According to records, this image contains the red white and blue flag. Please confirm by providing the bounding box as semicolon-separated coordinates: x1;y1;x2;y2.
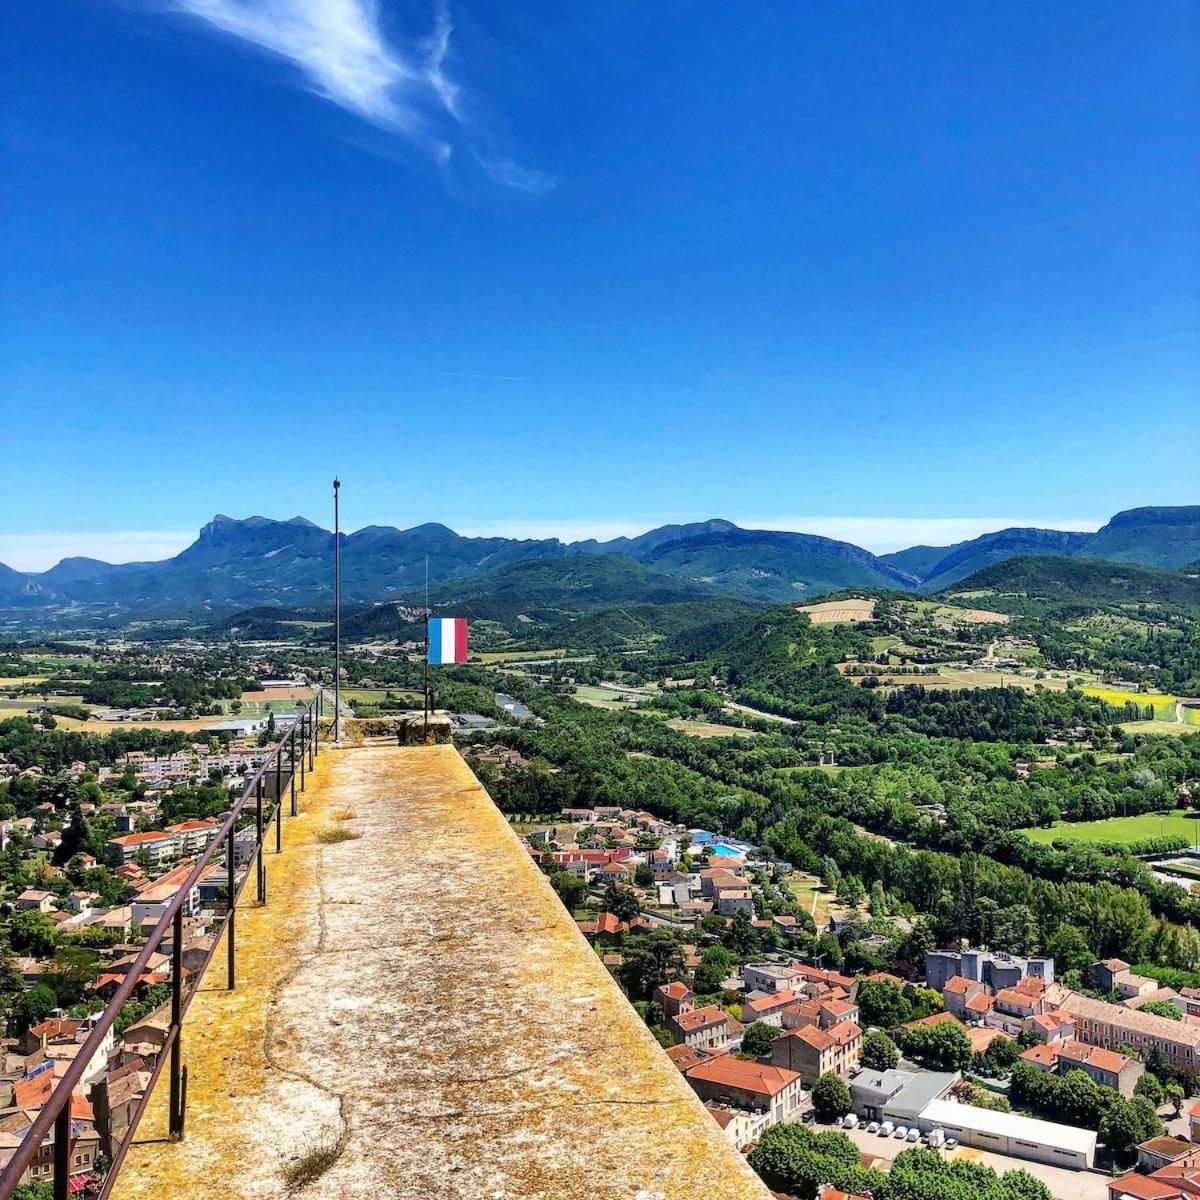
427;617;468;664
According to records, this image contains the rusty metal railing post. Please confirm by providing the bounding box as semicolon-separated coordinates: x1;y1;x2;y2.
53;1102;70;1200
256;777;266;904
299;717;307;791
309;710;316;770
227;830;236;990
275;742;283;854
168;906;184;1140
289;728;297;815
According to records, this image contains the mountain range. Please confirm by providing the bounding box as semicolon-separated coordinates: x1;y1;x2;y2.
1;504;1197;616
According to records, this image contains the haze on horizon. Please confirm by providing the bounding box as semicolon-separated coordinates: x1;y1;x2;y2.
2;2;1196;565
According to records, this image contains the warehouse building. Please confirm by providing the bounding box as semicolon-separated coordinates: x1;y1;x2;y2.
917;1099;1097;1170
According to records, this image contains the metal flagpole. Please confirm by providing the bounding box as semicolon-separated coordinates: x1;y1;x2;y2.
333;477;341;744
429;552;434;739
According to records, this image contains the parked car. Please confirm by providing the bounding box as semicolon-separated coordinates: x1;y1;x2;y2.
944;1138;958;1150
843;1114;859;1130
802;1110;816;1124
879;1122;894;1137
894;1126;909;1139
866;1121;880;1134
906;1128;920;1142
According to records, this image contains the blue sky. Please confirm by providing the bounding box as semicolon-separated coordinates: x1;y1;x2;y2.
2;1;1197;569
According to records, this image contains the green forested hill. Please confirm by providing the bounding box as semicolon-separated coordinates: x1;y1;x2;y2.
943;555;1200;615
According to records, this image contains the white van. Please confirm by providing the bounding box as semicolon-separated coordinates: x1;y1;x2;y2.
927;1129;945;1149
879;1121;894;1137
843;1114;859;1130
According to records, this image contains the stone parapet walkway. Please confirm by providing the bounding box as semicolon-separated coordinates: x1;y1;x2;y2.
114;744;770;1200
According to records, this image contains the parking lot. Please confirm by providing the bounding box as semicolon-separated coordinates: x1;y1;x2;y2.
833;1121;1113;1200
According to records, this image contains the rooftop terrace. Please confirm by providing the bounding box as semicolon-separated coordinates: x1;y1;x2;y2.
113;741;769;1200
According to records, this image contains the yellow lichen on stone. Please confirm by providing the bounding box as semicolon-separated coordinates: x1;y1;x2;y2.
112;745;771;1200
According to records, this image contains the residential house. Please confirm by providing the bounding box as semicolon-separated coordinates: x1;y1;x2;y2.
944;975;989;1021
670;1005;739;1053
705;1103;759;1151
654;981;694;1021
715;888;755;918
743;990;800;1029
684;1056;805;1129
14;890;55;914
770;1020;862;1085
1137;1138;1200;1174
1019;1039;1143;1096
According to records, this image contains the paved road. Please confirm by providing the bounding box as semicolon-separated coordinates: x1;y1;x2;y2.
838;1123;1109;1200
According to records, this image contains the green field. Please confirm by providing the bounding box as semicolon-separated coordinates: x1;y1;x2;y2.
1024;811;1200;847
1120;720;1200;737
573;685;640;710
666;718;757;739
344;688;422;709
220;697;309;717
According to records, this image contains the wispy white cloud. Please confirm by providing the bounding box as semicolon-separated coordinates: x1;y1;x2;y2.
164;0;551;191
0;532;197;573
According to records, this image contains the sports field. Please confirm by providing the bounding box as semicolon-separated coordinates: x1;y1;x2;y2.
1024;811;1200;847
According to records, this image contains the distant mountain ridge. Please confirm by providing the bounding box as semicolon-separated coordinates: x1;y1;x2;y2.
881;506;1200;590
2;504;1198;615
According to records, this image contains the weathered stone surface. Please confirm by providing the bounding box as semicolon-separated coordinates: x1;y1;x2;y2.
114;744;769;1200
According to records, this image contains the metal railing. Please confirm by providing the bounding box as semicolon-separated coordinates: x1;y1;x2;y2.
0;690;328;1200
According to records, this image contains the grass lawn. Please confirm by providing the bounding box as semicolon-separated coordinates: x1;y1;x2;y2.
787;874;830;925
1024;811;1200;847
666;718;756;739
222;697;309;717
573;685;634;710
479;648;567;663
1120;720;1200;737
343;688;422;706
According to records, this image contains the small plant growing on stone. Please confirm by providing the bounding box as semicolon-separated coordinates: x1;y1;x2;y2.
282;1138;342;1191
317;826;361;844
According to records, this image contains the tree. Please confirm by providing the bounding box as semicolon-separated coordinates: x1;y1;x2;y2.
811;1072;852;1121
10;983;56;1034
602;883;640;922
1166;1080;1185;1116
856;979;912;1030
1141;999;1183;1021
693;945;732;995
860;1030;900;1071
1134;1072;1164;1107
634;861;654;888
13;1184;54;1200
901;1020;973;1071
741;1021;777;1058
1100;1095;1163;1155
8;909;58;958
748;1123;884;1199
548;871;587;910
615;930;683;1000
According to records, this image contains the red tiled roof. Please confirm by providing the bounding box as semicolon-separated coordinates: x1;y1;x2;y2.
1020;1044;1058;1067
1102;1177;1179;1200
685;1056;800;1098
675;1005;729;1033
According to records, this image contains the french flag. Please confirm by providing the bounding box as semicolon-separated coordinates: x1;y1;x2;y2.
427;617;469;664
